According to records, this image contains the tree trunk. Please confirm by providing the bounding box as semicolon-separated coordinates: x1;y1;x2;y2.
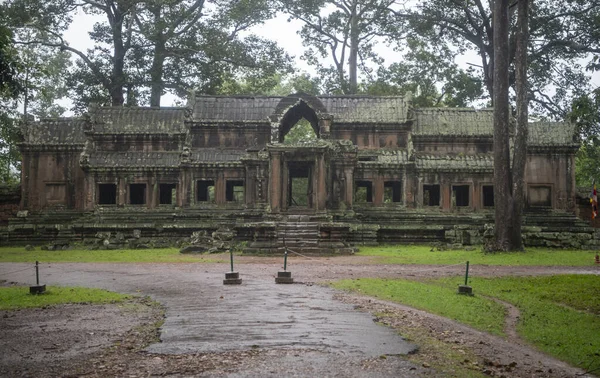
149;6;165;107
348;3;359;95
492;0;511;251
510;0;530;250
110;6;127;106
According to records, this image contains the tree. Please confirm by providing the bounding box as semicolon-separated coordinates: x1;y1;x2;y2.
279;0;401;94
409;0;600;118
571;88;600;187
491;0;530;252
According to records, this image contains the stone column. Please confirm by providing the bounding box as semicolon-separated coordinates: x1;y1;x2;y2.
316;154;327;210
319;117;331;139
344;167;354;209
245;165;255;206
373;176;384;205
216;172;225;204
269;151;282;212
118;176;127;206
150;176;158;209
441;178;451;211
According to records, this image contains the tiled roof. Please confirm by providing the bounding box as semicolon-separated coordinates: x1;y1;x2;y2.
190;94;409;123
90;107;187;134
88;152;181;168
416;154;494;171
24;118;87;145
527;122;577;145
189;149;246;162
413;108;494;136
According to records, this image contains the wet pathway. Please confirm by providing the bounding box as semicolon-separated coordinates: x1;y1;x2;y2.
1;262;416;357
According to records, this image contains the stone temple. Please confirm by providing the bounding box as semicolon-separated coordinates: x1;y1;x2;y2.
5;93;598;251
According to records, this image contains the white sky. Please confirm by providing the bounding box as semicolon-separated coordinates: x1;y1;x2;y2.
64;8;598;108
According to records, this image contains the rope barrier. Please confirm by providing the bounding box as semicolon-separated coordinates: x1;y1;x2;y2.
0;266;34;276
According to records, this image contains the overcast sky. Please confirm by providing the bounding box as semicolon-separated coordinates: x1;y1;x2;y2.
64;8;598;107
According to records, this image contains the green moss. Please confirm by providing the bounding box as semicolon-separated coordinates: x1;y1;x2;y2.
0;286;130;310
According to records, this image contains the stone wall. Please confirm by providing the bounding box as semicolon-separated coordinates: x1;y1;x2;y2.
0;184;20;225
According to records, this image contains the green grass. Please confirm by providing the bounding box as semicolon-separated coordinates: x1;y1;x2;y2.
332;278;506;336
434;275;600;372
357;245;598;266
0;247;225;263
0;286;130;310
334;275;600;373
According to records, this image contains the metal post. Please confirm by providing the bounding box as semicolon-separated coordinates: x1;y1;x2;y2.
230;250;234;272
464;260;470;286
35;260;40;286
284;250;288;271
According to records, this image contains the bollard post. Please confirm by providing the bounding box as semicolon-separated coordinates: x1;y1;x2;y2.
223;250;242;285
458;260;473;295
276;248;293;284
30;260;46;294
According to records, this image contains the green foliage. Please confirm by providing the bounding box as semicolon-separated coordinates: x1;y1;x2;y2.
332;278;506;336
356;245;598;266
436;275;600;372
0;247;225;263
283;119;317;144
0;24;23;99
0;286;130;310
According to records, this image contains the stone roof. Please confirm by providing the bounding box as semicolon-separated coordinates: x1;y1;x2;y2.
189;149;246;162
24;118;87;145
413;108;494;136
88;152;181;168
416;154;494;172
527;121;577;145
190;94;409;124
90;107;187;134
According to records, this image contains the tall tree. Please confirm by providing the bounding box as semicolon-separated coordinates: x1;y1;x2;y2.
409;0;600;117
279;0;401;94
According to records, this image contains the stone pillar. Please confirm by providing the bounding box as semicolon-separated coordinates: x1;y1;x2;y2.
150;177;158;209
442;178;451;211
319;117;332;139
118;177;127;206
245;166;255;206
373;176;384;205
344;167;354;209
316;154;327;210
269;151;282;213
216;173;226;204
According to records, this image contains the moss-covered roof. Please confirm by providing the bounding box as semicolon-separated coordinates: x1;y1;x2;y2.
23;118;87;145
90;107;187;134
527;121;578;145
88;151;181;168
413;108;494;136
416;154;494;172
190;94;409;124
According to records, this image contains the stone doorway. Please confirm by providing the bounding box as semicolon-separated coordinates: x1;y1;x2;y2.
287;162;313;210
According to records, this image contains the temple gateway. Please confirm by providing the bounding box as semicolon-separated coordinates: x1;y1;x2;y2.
7;93;598;251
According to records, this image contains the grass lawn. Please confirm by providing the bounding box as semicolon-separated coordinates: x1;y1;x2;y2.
0;286;130;310
333;275;600;372
0;247;225;263
357;245;598;266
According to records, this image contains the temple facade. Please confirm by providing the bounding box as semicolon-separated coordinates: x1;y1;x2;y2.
7;93;595;251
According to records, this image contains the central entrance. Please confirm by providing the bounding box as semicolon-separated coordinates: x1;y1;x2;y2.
288;161;313;209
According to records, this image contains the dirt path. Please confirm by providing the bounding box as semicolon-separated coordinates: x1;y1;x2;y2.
0;259;597;377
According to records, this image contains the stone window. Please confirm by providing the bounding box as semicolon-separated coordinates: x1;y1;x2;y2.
226;180;244;202
98;183;117;205
482;185;494;207
355;181;373;203
528;185;552;207
423;184;440;206
384;181;402;203
453;185;470;207
197;180;215;202
159;183;177;205
129;183;147;205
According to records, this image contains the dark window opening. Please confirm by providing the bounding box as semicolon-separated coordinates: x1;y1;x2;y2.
98;184;117;205
453;185;470;207
482;185;494;207
355;181;373;203
358;156;377;162
288;162;312;207
159;183;177;205
129;183;146;205
529;185;552;207
197;180;215;202
384;181;402;203
226;180;244;202
423;184;440;206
